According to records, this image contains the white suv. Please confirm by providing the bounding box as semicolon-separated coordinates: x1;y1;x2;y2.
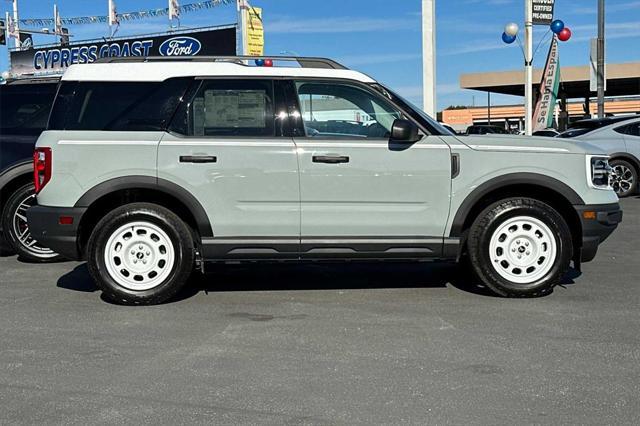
27;56;622;304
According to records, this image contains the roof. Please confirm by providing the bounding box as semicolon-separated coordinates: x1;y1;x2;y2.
569;115;640;129
460;62;640;98
61;57;376;83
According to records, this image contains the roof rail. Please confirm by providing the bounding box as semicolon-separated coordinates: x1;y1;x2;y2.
93;55;348;70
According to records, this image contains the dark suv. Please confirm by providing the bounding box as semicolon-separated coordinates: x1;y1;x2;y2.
0;77;62;261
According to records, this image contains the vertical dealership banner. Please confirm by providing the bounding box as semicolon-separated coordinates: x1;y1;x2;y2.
532;0;555;25
533;37;560;132
243;6;264;56
9;26;236;76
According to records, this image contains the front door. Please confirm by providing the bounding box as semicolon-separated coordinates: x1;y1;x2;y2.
290;80;452;258
158;79;300;259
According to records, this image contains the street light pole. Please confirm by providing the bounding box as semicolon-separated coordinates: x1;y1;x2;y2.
12;0;21;49
422;0;436;118
597;0;605;118
524;0;533;135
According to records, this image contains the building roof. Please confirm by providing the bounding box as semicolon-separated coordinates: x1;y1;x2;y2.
460;62;640;98
61;57;376;83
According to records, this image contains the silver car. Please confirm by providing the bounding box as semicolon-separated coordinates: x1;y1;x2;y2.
560;116;640;197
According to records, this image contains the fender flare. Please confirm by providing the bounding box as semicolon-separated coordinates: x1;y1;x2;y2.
449;172;585;237
75;175;213;237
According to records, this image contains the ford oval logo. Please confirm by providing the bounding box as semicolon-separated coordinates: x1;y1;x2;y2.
159;36;202;56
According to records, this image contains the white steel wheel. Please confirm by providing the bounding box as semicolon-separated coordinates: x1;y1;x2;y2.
488;215;558;285
104;221;176;291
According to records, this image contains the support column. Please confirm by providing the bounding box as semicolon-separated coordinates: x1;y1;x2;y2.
422;0;436;118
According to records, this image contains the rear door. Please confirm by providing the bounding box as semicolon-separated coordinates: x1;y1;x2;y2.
158;79;300;259
289;79;452;258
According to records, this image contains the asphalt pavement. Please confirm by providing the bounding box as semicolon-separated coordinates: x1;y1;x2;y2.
1;197;639;424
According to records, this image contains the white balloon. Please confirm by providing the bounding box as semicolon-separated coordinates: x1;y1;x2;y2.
505;23;519;37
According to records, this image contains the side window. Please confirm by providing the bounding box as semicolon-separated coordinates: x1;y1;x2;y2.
294;81;402;139
0;83;57;135
169;79;275;137
628;123;640;137
48;79;191;131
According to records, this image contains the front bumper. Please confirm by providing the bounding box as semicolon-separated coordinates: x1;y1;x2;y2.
27;205;86;260
575;202;623;263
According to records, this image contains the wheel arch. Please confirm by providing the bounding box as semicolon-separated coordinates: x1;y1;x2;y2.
450;173;584;254
75;176;213;253
609;152;640;174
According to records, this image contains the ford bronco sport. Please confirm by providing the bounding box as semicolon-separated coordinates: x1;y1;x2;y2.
27;56;622;304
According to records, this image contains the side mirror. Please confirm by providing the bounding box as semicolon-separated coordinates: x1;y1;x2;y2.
391;119;420;143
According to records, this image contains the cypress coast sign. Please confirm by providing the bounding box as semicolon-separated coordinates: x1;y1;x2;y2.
9;26;235;76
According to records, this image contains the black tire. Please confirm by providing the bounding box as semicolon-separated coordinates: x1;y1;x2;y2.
87;203;195;305
609;159;638;198
1;183;64;262
467;198;573;298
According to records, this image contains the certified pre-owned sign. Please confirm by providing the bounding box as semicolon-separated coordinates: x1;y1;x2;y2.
532;0;555;25
10;25;235;76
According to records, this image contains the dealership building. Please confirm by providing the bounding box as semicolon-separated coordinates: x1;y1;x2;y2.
442;62;640;132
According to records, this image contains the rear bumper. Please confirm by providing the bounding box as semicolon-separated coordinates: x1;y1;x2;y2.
575;202;623;263
27;205;86;260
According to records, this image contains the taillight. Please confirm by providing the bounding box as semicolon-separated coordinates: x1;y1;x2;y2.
33;147;52;194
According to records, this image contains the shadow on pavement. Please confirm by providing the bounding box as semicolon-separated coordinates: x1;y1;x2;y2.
56;261;581;304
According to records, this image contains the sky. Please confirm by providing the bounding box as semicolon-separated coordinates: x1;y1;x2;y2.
1;0;639;111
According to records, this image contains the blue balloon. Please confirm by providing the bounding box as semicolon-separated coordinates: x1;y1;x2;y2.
502;32;516;44
254;59;265;66
550;20;565;34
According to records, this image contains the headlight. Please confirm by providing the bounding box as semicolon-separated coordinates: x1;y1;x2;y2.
587;155;612;190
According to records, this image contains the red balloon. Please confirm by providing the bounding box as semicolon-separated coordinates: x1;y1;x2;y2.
264;59;274;67
558;27;572;42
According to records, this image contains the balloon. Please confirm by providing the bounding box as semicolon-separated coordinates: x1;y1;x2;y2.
264;59;274;67
502;32;517;44
504;22;519;37
558;27;572;42
550;19;565;34
254;59;265;66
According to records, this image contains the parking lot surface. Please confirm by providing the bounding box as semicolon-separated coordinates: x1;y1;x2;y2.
1;198;639;424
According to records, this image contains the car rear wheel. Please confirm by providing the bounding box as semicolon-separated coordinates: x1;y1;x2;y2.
609;159;637;198
1;183;63;262
87;203;195;305
467;198;573;297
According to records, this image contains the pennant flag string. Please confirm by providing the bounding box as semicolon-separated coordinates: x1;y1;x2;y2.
18;0;233;27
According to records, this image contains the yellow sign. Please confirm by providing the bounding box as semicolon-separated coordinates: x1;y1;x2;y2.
244;6;264;56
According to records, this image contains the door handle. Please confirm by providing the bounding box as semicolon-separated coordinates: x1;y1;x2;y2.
179;155;217;164
312;155;350;164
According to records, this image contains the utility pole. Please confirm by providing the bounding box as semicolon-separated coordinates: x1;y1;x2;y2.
597;0;605;118
524;0;533;135
237;0;248;56
422;0;436;117
12;0;20;49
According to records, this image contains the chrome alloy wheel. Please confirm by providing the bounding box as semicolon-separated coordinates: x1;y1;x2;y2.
610;164;634;195
104;221;175;291
488;216;558;284
11;193;58;259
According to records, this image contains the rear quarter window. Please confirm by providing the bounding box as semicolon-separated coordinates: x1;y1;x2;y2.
48;78;191;131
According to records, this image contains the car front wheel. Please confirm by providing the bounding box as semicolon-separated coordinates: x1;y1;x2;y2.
1;183;63;262
609;159;637;198
467;198;573;297
87;203;195;305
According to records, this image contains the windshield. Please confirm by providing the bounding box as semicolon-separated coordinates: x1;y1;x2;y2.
557;128;593;138
371;84;453;136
